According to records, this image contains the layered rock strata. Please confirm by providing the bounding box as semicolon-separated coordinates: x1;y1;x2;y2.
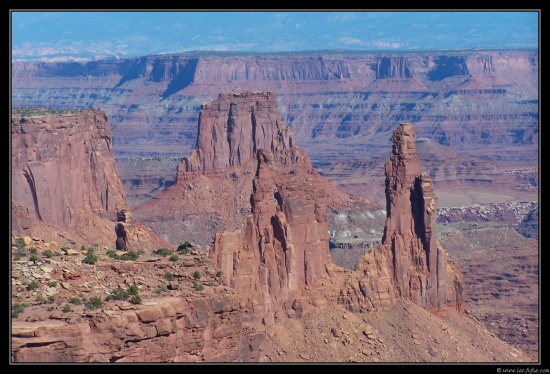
177;90;309;183
11;110;174;251
339;124;465;312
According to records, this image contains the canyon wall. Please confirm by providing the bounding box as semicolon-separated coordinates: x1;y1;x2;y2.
11;50;538;166
11;109;174;251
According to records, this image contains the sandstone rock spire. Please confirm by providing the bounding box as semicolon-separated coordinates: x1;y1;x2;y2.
339;123;464;313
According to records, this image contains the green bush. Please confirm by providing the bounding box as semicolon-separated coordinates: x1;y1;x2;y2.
164;272;175;281
47;306;54;311
130;295;142;305
70;297;81;305
14;255;22;261
106;249;121;259
154;284;166;294
29;254;39;263
193;282;204;291
128;284;139;296
80;245;87;252
63;304;72;313
193;271;201;280
54;251;62;256
154;248;172;257
169;254;179;262
60;247;70;254
107;286;129;301
28;280;39;291
207;281;215;287
12;303;28;318
85;296;103;310
82;248;98;265
121;251;139;261
48;295;55;303
177;241;192;254
37;296;47;304
47;281;57;287
15;237;26;249
43;249;53;258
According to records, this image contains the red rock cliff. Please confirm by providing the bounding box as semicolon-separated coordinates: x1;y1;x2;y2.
11;110;127;227
339;124;464;313
209;148;333;322
177;90;308;182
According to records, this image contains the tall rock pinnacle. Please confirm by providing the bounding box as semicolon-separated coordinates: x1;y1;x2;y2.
339;123;464;313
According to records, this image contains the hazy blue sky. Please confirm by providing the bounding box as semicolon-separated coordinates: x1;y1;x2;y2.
11;10;539;61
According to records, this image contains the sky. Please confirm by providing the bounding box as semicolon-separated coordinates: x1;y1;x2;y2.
10;10;540;62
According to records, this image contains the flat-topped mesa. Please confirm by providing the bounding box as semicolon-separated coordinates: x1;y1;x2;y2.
209;149;332;323
176;90;310;183
339;123;464;313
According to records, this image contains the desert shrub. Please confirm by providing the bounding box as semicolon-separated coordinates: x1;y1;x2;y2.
106;249;121;259
80;245;87;252
43;249;53;258
48;295;55;303
54;251;62;256
15;237;26;248
29;254;39;263
47;281;57;287
63;304;72;313
85;296;103;310
37;296;47;304
28;280;39;291
164;272;175;281
12;303;28;318
14;255;22;261
138;250;145;255
207;281;214;287
82;248;98;265
60;246;70;254
169;254;179;262
128;284;139;296
153;248;172;257
106;286;129;301
47;306;54;311
177;241;192;254
193;282;204;291
70;297;81;305
193;271;201;280
28;247;38;254
154;284;166;294
121;251;139;261
130;295;142;305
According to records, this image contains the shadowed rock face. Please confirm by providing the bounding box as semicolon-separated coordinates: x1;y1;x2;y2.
339;124;465;313
209;149;332;322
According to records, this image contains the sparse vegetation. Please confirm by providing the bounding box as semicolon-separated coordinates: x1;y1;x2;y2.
128;284;139;296
82;248;98;265
47;281;57;287
12;107;80;117
43;249;53;258
169;254;179;262
12;303;28;318
28;281;39;291
193;282;204;291
61;246;70;254
29;247;38;255
153;248;172;257
193;271;201;280
29;254;39;263
130;295;142;304
70;297;81;305
63;304;72;313
207;281;215;287
37;296;47;304
48;295;56;303
15;237;26;249
85;296;103;310
121;251;140;261
164;272;175;281
154;284;166;294
107;286;129;301
177;241;192;254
